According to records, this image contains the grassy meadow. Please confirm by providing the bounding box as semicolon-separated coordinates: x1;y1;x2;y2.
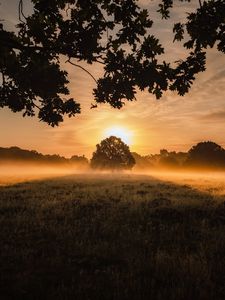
1;171;225;299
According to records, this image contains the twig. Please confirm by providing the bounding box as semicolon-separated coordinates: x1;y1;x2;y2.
65;58;97;84
18;0;23;23
18;0;26;24
95;58;105;65
90;103;98;109
33;102;41;110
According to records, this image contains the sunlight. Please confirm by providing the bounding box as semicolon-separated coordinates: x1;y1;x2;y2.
103;126;133;145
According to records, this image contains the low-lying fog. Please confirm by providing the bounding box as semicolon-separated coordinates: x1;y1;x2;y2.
1;162;225;196
0;163;77;185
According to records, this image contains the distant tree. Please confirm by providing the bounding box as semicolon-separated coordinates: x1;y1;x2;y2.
0;146;68;164
185;141;225;169
0;0;225;125
174;151;188;166
70;155;89;167
148;149;187;168
131;152;153;170
159;155;179;168
91;136;135;170
160;149;169;157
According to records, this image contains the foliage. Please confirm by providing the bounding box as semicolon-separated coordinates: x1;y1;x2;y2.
158;155;179;168
0;146;89;166
185;141;225;168
132;149;187;169
70;154;89;166
133;141;225;170
2;140;225;170
0;0;224;125
91;136;135;170
131;152;153;169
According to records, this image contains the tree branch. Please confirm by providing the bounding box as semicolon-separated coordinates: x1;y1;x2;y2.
65;59;97;84
33;102;41;110
1;34;106;65
95;58;105;65
18;0;26;24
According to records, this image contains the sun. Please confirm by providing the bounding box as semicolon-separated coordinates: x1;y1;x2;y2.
103;126;133;145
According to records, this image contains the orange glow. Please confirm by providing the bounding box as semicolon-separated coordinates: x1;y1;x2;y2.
102;126;133;145
0;2;225;158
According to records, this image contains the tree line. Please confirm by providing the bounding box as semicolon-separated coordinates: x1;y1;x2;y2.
132;142;225;171
91;137;225;171
1;139;225;171
0;146;89;168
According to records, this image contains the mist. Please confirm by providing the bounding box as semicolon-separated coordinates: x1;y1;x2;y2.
0;162;87;185
1;162;225;197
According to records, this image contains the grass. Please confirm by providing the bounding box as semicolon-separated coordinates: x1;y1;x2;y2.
1;173;225;299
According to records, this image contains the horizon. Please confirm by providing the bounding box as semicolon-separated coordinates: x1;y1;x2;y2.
1;139;225;161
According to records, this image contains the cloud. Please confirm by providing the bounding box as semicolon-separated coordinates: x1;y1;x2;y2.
200;110;225;123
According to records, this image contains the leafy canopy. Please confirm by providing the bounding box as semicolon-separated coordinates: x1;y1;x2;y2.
186;141;225;167
91;136;135;170
0;0;224;125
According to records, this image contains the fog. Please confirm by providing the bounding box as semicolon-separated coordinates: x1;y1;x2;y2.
140;170;225;195
1;162;225;196
0;162;85;185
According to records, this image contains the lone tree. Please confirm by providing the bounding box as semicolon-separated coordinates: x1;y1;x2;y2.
91;136;135;170
185;141;225;168
0;0;225;125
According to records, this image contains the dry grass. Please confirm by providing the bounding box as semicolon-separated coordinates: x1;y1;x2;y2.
1;173;225;299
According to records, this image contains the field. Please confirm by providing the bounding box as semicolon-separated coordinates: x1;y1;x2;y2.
1;171;225;300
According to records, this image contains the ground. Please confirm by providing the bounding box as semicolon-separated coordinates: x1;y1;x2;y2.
1;171;225;300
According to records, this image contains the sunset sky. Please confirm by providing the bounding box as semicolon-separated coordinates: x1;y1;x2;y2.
1;0;225;159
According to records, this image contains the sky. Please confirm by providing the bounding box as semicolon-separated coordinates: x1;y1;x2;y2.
0;0;225;158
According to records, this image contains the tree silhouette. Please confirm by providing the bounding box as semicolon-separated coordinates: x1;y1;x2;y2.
131;152;153;170
185;141;225;168
70;155;89;167
0;0;224;125
91;136;135;170
0;146;89;166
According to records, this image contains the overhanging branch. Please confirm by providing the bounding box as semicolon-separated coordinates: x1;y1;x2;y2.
65;58;97;84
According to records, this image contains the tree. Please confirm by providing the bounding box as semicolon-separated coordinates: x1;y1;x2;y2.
160;149;169;157
1;0;224;126
70;155;89;167
185;141;225;169
158;155;179;168
91;136;135;170
131;152;153;170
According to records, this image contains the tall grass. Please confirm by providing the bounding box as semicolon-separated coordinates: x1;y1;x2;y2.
0;174;225;299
